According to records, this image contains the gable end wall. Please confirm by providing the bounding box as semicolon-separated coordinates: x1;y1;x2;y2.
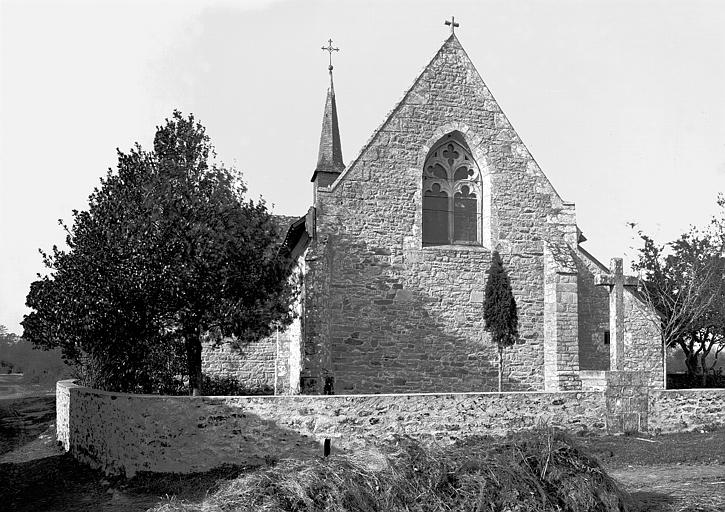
304;37;582;393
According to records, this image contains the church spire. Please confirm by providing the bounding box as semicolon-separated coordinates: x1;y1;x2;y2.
311;39;344;185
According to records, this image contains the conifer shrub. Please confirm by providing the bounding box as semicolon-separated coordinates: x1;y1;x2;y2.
483;250;519;391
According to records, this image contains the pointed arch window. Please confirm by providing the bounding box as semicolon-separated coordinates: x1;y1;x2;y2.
422;133;481;245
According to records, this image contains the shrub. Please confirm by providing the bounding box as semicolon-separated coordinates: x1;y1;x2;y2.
200;374;274;396
667;370;725;389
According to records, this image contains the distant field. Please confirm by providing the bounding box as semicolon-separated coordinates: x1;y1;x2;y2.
0;374;55;399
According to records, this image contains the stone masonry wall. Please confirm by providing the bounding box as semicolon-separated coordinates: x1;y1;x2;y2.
623;290;664;389
543;244;581;391
605;371;650;433
576;249;610;370
201;319;303;395
306;36;579;393
201;335;276;392
649;389;725;433
56;380;605;477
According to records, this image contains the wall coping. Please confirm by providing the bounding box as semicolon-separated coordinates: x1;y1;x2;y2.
62;379;725;400
56;380;596;400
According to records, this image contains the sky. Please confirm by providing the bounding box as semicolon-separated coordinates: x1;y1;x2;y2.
1;0;723;334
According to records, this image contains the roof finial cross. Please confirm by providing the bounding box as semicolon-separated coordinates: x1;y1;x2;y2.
444;16;459;35
321;38;339;72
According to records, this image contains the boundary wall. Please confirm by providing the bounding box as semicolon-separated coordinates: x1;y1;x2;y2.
56;380;725;477
649;389;725;433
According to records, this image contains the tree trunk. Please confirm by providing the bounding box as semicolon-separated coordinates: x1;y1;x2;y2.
185;325;203;396
701;351;709;387
498;345;503;393
684;352;699;379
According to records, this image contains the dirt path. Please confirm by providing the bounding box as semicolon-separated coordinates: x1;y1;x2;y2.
609;464;725;511
1;424;169;511
0;395;56;455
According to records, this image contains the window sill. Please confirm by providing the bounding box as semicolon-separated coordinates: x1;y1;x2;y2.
421;243;490;253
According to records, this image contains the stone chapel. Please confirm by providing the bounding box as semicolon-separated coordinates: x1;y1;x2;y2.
202;31;665;395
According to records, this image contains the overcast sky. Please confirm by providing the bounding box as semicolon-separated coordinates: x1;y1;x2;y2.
1;0;723;334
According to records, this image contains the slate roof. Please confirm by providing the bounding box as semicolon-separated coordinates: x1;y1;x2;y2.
311;73;345;182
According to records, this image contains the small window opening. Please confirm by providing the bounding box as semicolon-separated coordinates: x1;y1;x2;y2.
323;376;335;395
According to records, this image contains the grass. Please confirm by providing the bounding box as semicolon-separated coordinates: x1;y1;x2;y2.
577;428;725;467
150;429;633;512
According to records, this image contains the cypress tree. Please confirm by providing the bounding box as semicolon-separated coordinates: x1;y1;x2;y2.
483;250;519;391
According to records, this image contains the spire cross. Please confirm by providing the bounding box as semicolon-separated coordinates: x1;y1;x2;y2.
444;16;459;34
321;38;339;71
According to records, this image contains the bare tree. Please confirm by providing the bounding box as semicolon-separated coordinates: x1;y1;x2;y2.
633;199;725;386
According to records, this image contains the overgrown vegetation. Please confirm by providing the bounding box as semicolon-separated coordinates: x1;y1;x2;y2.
633;194;725;387
152;429;631;512
200;374;273;396
21;112;296;395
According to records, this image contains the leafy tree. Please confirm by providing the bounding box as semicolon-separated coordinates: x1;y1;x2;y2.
483;250;519;392
22;111;296;395
633;195;725;386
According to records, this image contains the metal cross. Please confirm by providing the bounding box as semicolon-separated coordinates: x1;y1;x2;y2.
321;38;339;71
445;16;459;34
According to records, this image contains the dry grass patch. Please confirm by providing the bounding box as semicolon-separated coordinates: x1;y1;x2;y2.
153;429;633;512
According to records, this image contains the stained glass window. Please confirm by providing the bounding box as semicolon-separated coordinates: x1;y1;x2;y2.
423;184;449;244
422;133;480;245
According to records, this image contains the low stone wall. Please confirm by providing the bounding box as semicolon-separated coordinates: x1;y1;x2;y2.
56;380;605;477
57;380;725;478
649;388;725;433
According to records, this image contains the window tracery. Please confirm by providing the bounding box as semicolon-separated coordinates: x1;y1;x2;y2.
422;133;481;245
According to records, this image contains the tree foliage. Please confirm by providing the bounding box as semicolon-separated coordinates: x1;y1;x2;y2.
22;111;296;394
483;250;519;391
632;195;725;385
